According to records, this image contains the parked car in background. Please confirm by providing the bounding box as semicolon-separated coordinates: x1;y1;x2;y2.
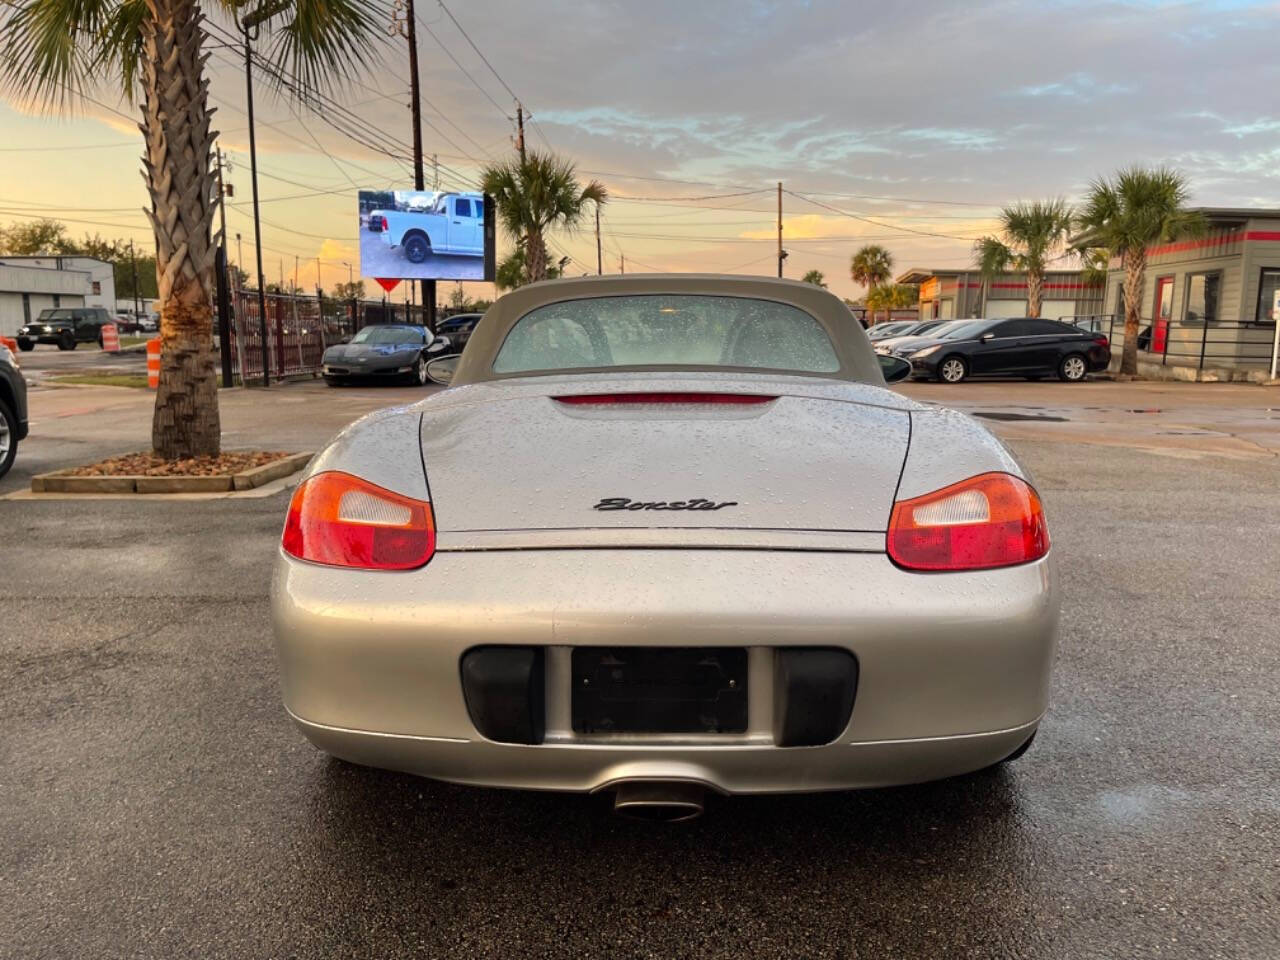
435;312;483;351
372;192;485;263
113;311;147;333
896;317;1112;383
866;321;917;341
321;323;452;386
15;307;112;350
874;319;968;356
0;338;28;478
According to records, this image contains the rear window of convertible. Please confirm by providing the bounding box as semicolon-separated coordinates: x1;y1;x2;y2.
491;295;840;375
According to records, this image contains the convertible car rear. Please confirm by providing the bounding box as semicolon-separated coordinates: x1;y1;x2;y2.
272;275;1057;814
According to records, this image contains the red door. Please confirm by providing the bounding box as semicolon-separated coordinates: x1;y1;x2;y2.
1152;277;1174;353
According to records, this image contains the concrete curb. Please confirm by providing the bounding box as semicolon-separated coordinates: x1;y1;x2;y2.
30;451;313;495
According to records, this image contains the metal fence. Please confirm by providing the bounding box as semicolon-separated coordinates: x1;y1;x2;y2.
1064;314;1277;372
227;290;435;384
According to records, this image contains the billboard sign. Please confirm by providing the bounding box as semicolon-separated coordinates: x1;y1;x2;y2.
359;189;495;282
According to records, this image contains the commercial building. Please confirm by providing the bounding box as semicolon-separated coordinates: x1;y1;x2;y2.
1099;208;1280;376
1;255;116;311
896;268;1103;322
0;260;90;336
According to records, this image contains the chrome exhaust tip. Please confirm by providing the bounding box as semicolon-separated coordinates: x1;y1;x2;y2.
612;781;706;822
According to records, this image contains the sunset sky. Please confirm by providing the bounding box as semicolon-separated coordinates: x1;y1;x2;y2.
2;0;1278;302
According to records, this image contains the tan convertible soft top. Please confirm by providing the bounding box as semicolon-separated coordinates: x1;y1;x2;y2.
449;273;885;386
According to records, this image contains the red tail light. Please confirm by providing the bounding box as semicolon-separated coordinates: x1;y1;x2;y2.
282;471;435;570
555;393;776;405
1094;335;1109;347
887;472;1049;572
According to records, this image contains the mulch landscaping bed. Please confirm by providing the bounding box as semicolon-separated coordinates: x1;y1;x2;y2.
32;451;313;494
65;451;289;477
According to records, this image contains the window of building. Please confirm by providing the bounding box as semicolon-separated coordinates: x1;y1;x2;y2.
1256;268;1280;325
1184;272;1220;324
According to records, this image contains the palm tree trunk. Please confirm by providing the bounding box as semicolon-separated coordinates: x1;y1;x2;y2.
1026;270;1043;318
526;229;547;283
141;0;221;459
1120;249;1145;377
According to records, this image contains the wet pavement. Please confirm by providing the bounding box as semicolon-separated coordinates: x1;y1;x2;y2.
2;433;1278;958
903;380;1280;461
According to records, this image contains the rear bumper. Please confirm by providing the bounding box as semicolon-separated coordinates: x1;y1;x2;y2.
272;548;1058;793
288;708;1041;794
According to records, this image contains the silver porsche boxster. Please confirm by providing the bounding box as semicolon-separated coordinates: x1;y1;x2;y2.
272;275;1057;819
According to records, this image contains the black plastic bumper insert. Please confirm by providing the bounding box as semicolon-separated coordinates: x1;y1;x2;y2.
773;648;858;747
460;646;545;744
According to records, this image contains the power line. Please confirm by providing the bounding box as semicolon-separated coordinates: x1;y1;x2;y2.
784;189;982;242
435;0;520;103
612;189;771;203
0;207;155;240
0;141;138;153
416;15;511;122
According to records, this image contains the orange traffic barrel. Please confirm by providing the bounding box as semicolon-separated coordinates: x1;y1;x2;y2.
147;338;161;389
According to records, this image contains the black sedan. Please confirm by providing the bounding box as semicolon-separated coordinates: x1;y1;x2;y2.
321;324;450;387
891;317;1111;383
436;312;483;351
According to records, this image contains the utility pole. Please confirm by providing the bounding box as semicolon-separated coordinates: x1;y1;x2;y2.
777;182;784;279
432;153;439;191
214;147;234;387
397;0;435;332
595;204;603;276
235;9;272;387
516;102;527;163
316;256;321;289
129;240;141;318
619;254;625;275
236;234;242;275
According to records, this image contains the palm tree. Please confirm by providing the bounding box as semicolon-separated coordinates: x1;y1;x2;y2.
495;239;562;291
850;245;894;322
865;283;918;319
0;0;381;459
481;151;606;284
972;200;1074;319
800;269;826;288
1074;167;1207;376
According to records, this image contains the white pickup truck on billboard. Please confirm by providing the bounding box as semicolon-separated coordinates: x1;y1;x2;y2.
370;192;485;262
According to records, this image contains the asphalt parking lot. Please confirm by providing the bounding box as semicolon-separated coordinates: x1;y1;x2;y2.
3;382;1279;958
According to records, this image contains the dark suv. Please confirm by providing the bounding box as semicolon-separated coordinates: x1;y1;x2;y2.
16;306;112;351
0;341;29;478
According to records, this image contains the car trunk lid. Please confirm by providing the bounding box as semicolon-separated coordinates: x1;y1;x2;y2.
419;378;909;537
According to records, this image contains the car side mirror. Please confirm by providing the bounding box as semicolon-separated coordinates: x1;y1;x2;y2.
425;354;461;385
980;332;995;342
878;354;912;383
427;335;452;354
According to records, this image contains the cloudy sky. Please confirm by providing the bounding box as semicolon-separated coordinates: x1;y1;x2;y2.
2;0;1279;300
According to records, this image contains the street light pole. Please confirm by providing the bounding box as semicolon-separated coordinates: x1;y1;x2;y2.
237;19;271;387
